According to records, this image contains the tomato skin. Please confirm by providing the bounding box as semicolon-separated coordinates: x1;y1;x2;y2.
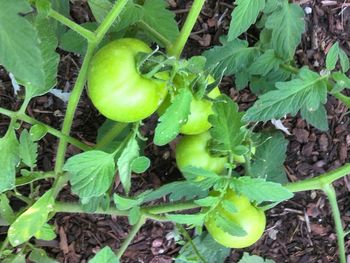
88;38;168;123
158;75;221;135
175;131;227;174
205;190;266;248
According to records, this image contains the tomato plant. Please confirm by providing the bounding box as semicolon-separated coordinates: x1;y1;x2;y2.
205;190;266;248
1;0;350;262
175;131;227;174
88;38;168;123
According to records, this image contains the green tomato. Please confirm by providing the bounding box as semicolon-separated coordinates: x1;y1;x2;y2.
158;75;221;135
88;38;168;123
205;190;266;248
175;131;227;174
233;146;256;164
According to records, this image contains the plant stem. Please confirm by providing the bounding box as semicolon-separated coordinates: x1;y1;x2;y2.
333;92;350;108
0;107;91;151
116;216;146;259
144;201;200;214
54;201;129;216
322;184;346;263
167;0;205;58
48;9;96;42
54;44;96;175
94;0;129;43
284;163;350;192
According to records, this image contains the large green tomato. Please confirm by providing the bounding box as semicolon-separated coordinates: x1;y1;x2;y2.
205;190;266;248
88;38;168;123
175;131;227;174
158;75;221;135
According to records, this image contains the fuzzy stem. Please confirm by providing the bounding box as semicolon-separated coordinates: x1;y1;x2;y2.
48;9;96;42
116;216;146;259
167;0;205;58
322;184;346;263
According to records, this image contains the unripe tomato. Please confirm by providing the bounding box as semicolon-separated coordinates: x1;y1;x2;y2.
175;131;227;174
88;38;168;123
233;146;256;164
158;75;221;135
205;190;266;248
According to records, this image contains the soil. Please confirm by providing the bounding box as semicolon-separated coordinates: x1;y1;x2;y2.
1;0;350;262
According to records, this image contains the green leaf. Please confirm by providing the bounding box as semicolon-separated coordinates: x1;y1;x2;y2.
331;72;350;93
0;129;20;193
181;166;221;190
8;190;55;246
214;212;247;237
0;195;15;224
88;0;143;32
339;48;350;72
96;120;131;153
0;0;45;88
141;0;179;43
131;156;150;173
19;129;38;169
89;246;119;263
221;200;238;214
300;105;329;131
231;177;293;204
59;22;98;56
34;223;56;241
64;151;116;198
244;68;328;122
239;252;275;263
128;207;141;225
26;15;59;98
227;0;265;41
251;133;288;184
113;194;144;210
29;248;58;263
204;39;259;77
142;181;207;203
88;0;112;23
2;253;26;263
167;213;206;226
326;42;340;71
194;196;219;207
117;137;140;193
30;124;48;141
154;88;192;146
249;49;283;76
176;231;230;263
80;195;110;213
265;2;305;59
209;95;245;154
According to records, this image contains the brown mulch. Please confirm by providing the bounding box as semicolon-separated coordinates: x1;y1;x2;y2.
1;0;350;262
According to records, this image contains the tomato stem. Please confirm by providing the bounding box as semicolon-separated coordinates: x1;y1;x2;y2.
284;163;350;192
322;184;346;263
94;0;129;44
115;215;146;259
48;9;96;42
167;0;206;58
0;107;92;151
